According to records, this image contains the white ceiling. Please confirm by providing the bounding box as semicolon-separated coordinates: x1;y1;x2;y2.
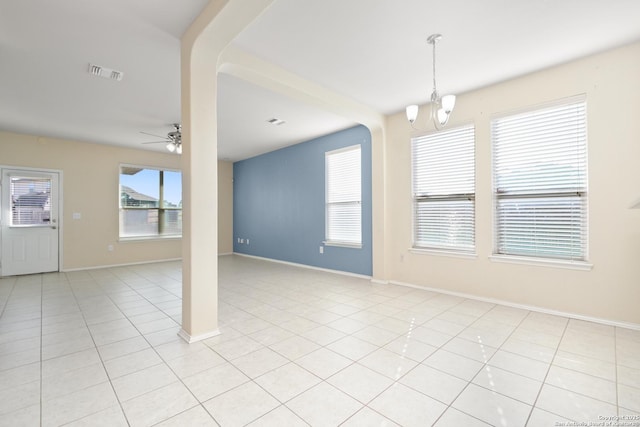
1;0;640;161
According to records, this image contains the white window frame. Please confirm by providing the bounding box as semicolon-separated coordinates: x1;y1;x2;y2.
119;164;182;240
490;96;590;269
411;124;476;254
325;144;362;248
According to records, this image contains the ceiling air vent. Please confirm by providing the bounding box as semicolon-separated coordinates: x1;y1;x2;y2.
110;70;123;81
267;118;286;126
89;64;102;77
88;63;124;81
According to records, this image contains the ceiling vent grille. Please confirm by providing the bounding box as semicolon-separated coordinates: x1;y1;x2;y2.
88;63;124;81
267;118;286;126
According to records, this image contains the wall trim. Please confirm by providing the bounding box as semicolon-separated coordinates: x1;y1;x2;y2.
61;257;182;272
233;252;372;280
178;328;221;344
389;279;640;331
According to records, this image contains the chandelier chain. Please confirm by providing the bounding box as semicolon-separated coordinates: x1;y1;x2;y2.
432;37;437;100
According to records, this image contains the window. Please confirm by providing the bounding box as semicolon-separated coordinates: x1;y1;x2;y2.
119;166;182;238
411;125;475;252
9;176;52;226
325;145;361;246
492;98;587;261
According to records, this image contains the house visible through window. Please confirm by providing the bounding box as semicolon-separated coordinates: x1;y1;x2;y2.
9;176;52;226
325;145;361;247
492;97;587;261
411;125;475;252
119;165;182;238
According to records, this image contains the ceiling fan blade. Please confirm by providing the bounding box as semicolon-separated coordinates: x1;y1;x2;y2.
140;131;167;139
142;140;169;144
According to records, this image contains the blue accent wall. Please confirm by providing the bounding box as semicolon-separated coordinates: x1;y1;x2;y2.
233;125;372;276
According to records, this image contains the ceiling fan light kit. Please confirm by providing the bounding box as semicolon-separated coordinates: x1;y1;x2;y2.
141;123;182;154
406;33;456;130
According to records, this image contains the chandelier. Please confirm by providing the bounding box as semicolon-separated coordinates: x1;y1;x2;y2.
406;34;456;129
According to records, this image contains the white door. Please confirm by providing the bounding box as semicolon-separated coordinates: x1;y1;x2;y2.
1;169;59;276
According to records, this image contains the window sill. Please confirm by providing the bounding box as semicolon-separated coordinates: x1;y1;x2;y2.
119;235;182;243
489;254;593;271
409;247;477;260
324;241;362;249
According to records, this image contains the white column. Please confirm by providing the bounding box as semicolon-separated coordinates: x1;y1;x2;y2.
178;0;275;343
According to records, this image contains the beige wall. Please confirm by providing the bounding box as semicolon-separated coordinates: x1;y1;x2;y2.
218;160;233;254
0;131;236;270
383;41;640;325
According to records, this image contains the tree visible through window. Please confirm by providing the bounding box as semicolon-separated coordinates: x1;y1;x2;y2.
119;166;182;238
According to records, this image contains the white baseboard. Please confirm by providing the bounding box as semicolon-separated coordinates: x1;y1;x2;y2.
178;328;221;344
61;258;182;272
233;252;372;280
389;279;640;331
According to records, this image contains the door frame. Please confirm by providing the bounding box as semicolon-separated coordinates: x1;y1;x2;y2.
0;165;64;276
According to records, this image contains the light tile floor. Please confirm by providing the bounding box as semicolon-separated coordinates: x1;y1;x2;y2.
1;255;639;426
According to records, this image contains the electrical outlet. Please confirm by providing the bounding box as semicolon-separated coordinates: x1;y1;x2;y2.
107;245;114;252
240;238;244;244
246;239;250;245
319;246;324;254
237;238;241;243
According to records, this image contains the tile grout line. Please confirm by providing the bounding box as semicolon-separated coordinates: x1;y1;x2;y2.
200;275;406;425
40;274;43;427
250;284;499;425
427;302;532;426
525;315;571;425
87;265;246;426
0;275;18;320
88;268;200;425
85;266;289;425
10;259;638;426
203;311;342;424
328;293;480;425
263;281;424;423
371;297;471;426
63;271;133;426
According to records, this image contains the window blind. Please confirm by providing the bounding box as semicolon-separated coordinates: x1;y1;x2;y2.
412;125;475;251
10;176;52;226
492;99;587;261
326;145;361;245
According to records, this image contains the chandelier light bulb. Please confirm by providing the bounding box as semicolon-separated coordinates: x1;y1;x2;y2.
441;94;456;113
166;142;176;152
437;108;449;126
406;105;419;123
176;144;182;155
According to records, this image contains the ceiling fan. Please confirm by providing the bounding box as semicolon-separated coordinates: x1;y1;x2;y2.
141;123;182;154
